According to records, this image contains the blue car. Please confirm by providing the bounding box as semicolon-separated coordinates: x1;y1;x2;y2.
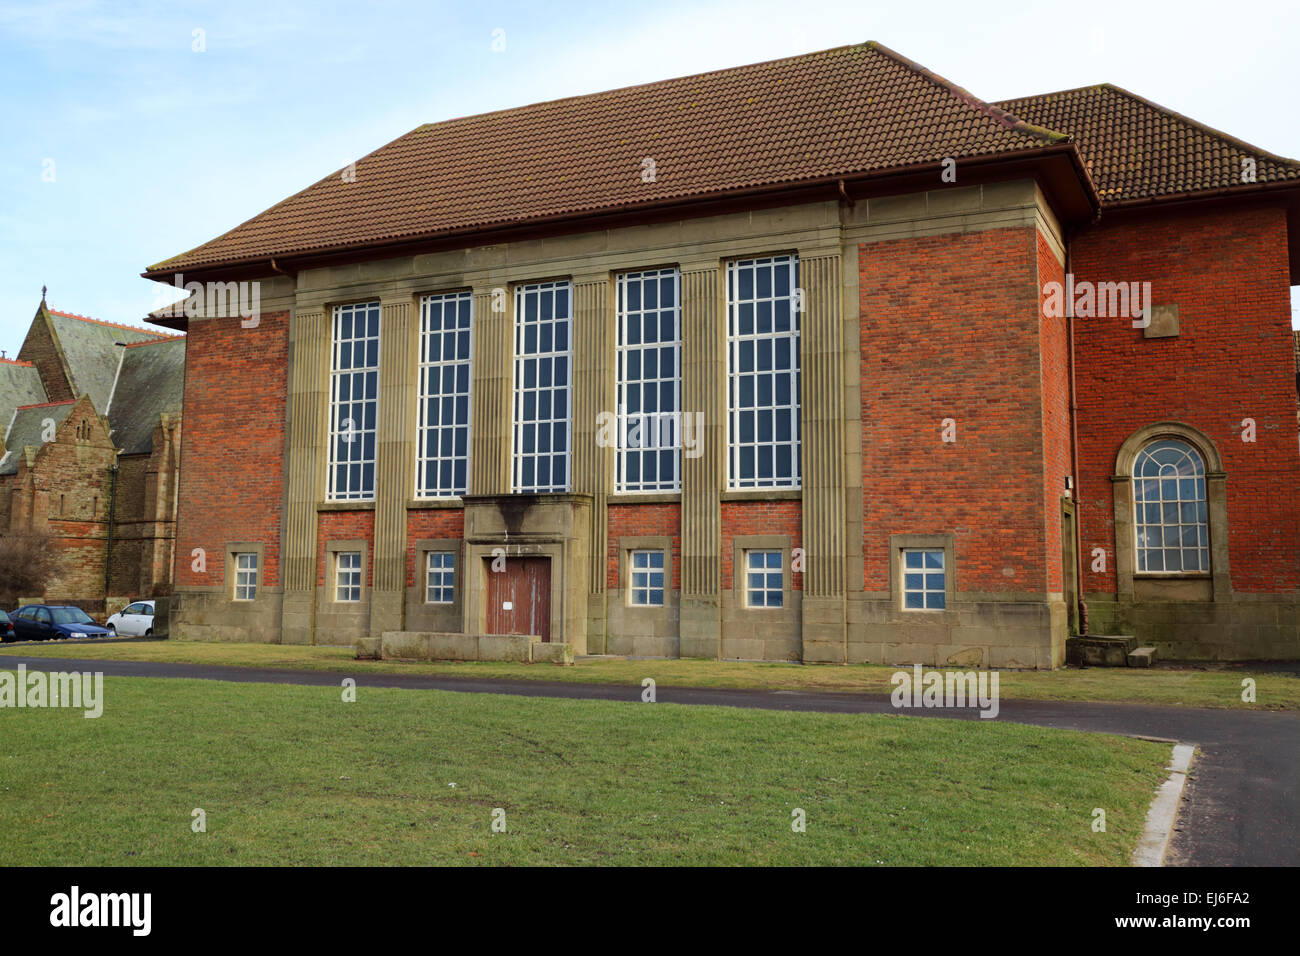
9;605;112;642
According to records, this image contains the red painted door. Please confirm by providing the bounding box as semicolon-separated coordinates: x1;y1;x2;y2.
485;556;552;642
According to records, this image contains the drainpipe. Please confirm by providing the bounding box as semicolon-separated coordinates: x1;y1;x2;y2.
105;458;119;600
1064;229;1088;636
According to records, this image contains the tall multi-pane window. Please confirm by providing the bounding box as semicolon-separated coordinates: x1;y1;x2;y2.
617;268;681;492
513;280;572;493
417;291;473;498
233;553;258;602
1134;439;1209;573
335;551;362;603
727;255;800;489
329;301;380;500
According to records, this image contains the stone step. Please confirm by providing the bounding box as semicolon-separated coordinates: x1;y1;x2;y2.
530;641;574;665
367;631;573;664
377;631;537;662
1066;634;1139;667
1127;646;1158;668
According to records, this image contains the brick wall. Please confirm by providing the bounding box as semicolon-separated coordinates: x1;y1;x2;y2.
405;508;465;586
173;311;288;590
720;500;801;590
1038;229;1072;592
106;455;148;595
607;502;681;589
316;511;375;587
1071;203;1300;593
859;226;1052;594
7;399;117;601
46;520;109;600
16;315;72;403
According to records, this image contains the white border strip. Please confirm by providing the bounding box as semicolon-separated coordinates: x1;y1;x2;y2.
1133;743;1196;867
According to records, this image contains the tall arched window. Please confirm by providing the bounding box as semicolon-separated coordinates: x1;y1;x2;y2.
1133;439;1209;573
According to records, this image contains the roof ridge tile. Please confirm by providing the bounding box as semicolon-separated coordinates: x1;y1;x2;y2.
48;308;181;338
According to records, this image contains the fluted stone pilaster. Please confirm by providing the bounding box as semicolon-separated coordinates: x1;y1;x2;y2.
370;296;417;637
470;288;512;495
281;306;329;644
572;277;612;652
572;278;611;592
799;254;847;660
679;267;724;658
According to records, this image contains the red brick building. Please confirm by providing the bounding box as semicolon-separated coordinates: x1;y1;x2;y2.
0;298;184;609
145;43;1300;664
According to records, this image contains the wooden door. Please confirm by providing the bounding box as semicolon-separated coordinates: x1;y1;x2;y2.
485;556;552;642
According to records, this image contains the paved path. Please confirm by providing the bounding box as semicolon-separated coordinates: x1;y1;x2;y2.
5;655;1295;866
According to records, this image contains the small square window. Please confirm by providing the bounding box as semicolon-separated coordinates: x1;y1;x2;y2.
334;551;362;603
746;550;783;608
902;549;945;610
629;550;665;606
233;552;258;601
426;552;456;604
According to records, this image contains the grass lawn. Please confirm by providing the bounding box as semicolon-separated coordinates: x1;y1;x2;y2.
3;638;1297;710
0;671;1169;865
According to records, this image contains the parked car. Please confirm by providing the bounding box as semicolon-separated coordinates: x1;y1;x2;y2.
0;608;13;642
9;605;112;642
105;600;156;637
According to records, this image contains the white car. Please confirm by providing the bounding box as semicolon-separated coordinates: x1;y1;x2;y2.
105;600;156;637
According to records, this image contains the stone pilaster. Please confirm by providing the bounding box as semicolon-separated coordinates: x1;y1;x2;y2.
281;306;329;644
679;267;724;658
470;287;512;495
799;254;848;661
370;295;417;638
572;276;612;653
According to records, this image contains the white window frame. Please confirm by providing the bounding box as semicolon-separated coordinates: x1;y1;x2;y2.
416;291;473;499
233;553;258;602
1133;439;1210;574
616;268;682;493
334;551;363;603
513;280;573;493
425;551;456;605
628;549;666;606
328;301;381;501
744;549;784;608
726;254;800;490
901;549;946;611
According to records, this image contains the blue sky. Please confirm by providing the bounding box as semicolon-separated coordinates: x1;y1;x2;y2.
1;0;1297;352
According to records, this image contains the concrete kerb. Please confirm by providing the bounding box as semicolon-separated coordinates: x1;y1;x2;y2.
1133;743;1197;867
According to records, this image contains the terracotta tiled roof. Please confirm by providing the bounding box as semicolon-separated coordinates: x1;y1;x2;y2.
146;42;1070;276
995;85;1300;206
